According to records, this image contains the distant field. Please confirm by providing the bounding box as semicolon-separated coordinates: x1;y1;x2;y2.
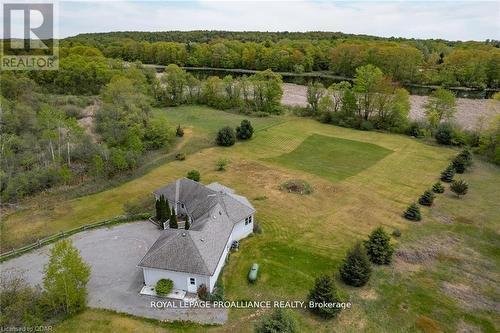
265;134;392;182
2;105;499;332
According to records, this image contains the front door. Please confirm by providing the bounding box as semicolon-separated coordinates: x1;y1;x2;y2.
187;277;197;293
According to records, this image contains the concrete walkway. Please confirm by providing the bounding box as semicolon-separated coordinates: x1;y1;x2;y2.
0;221;227;324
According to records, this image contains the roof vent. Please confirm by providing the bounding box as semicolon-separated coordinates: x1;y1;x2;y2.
181;232;186;237
200;238;205;242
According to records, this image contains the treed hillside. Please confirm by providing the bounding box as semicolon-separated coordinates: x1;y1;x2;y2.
63;31;500;89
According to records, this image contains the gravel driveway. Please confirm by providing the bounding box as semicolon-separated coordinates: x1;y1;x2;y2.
282;83;499;130
0;221;227;324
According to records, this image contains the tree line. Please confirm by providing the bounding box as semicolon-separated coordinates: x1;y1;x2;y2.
63;33;500;89
156;64;283;114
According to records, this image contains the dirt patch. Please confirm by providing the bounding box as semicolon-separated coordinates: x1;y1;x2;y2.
395;235;460;265
77;101;100;142
456;320;481;333
357;288;378;301
279;179;313;195
431;211;455;225
281;83;499;130
455;216;474;224
415;315;442;333
442;282;500;312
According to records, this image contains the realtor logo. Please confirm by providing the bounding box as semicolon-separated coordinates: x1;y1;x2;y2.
2;2;58;70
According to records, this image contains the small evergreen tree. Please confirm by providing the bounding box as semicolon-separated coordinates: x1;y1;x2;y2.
255;308;298;333
187;170;200;181
432;182;445;193
169;208;178;229
157;194;170;225
165;198;171;220
458;149;472;166
364;227;394;265
435;123;453;145
339;242;372;287
452;156;466;173
418;190;435;206
155;197;161;220
176;124;184;137
450;179;468;198
185;216;190;230
236;119;254;140
404;203;421;221
307;275;342;319
440;165;455;182
216;126;236;146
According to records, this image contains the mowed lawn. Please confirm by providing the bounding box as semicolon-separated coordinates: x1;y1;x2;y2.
2;105;499;332
0;106;285;251
265;134;393;182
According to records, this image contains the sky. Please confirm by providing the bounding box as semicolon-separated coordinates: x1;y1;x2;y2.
4;1;500;41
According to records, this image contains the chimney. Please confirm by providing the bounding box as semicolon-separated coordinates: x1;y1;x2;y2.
175;179;180;212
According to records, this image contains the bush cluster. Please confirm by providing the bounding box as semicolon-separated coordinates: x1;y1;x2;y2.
216;120;254;147
155;279;173;296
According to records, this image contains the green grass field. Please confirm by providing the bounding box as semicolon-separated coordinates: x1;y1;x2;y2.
265;134;393;182
2;105;499;332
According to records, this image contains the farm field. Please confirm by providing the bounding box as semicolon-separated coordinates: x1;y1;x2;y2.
2;106;499;332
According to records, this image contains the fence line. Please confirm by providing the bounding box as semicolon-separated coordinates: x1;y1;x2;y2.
0;213;151;262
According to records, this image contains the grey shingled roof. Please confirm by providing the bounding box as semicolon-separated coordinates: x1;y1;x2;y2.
137;230;211;275
140;178;255;276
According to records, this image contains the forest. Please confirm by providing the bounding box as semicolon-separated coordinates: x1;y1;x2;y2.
63;31;500;89
0;54;174;203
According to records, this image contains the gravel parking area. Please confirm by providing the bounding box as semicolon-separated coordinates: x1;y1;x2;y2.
0;221;227;324
282;83;499;130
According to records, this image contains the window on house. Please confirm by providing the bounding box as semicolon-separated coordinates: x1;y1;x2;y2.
190;278;195;285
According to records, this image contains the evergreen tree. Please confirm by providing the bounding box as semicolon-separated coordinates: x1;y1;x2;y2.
307;275;342;319
450;179;468;198
255;308;298;333
169;208;178;229
155;197;161;220
452;156;466;173
216;126;236;146
458;149;473;166
339;242;372;287
440;165;455;182
364;227;394;264
185;216;190;230
236;119;254;140
404;203;421;221
418;190;435;206
432;182;445;193
165;199;171;221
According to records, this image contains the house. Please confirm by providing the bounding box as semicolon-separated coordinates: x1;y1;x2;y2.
138;178;255;294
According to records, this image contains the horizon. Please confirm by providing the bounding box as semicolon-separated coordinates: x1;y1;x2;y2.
18;1;500;42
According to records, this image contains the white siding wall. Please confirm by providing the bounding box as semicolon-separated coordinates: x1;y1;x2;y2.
232;214;254;241
143;267;210;292
209;235;232;291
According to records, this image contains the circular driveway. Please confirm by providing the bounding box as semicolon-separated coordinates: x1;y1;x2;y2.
0;221;227;324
